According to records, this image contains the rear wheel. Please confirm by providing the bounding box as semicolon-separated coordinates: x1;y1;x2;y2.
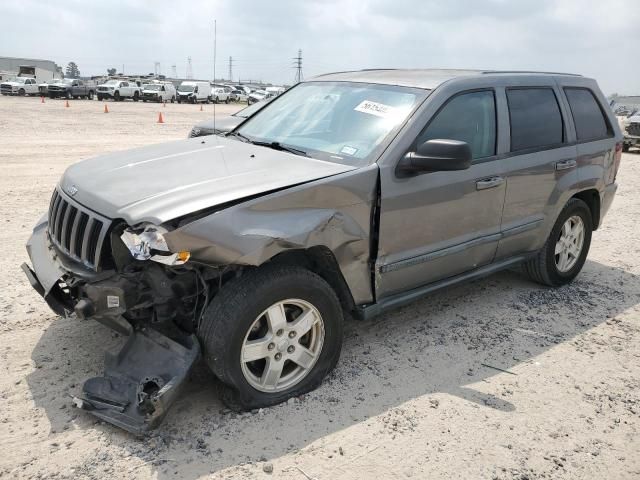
87;90;94;100
114;91;120;101
524;198;592;287
198;265;343;411
133;92;139;102
171;95;175;103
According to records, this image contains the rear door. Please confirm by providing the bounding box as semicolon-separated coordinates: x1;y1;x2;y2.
376;88;507;298
495;84;578;259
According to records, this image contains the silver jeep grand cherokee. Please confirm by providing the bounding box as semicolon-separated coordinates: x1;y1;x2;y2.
22;69;622;434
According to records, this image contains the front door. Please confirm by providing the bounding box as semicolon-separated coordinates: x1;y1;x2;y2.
376;89;506;298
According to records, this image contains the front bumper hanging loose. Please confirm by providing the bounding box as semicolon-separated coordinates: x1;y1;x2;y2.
22;219;201;435
73;328;200;436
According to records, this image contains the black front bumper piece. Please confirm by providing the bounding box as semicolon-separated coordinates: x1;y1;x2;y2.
74;328;200;436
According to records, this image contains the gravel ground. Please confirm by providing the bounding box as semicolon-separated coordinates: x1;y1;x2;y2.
0;95;638;480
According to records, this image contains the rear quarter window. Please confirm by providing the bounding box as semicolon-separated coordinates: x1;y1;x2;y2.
507;88;564;151
564;87;612;142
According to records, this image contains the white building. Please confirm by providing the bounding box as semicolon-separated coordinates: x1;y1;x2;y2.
0;56;63;82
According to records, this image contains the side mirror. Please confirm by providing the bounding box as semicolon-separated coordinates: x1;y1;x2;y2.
396;139;472;177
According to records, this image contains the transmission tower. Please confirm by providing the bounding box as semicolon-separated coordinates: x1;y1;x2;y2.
293;49;303;83
171;64;177;78
228;56;233;82
186;57;193;79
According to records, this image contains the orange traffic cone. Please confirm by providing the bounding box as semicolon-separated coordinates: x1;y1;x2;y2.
41;96;45;103
104;103;109;113
157;112;164;124
200;103;203;112
65;100;70;108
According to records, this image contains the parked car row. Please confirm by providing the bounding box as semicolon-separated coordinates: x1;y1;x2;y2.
1;76;285;105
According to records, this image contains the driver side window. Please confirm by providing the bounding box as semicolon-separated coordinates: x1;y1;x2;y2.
417;90;496;160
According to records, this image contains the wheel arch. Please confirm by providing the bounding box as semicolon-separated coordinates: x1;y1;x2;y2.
267;246;356;314
571;188;601;230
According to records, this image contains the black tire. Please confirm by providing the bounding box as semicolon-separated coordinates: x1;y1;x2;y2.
65;91;71;100
87;90;94;100
133;92;139;102
523;198;592;287
622;143;630;153
198;264;343;411
171;96;175;103
114;91;120;101
225;97;229;104
97;94;103;101
18;88;25;96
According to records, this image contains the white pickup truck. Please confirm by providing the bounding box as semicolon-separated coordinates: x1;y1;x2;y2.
0;77;40;96
96;80;141;101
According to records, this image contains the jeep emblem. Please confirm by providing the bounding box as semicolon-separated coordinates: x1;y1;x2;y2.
66;185;78;197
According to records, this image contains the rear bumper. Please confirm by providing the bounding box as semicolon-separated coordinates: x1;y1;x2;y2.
600;182;618;225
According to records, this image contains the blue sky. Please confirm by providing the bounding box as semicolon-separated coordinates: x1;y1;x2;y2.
1;0;638;93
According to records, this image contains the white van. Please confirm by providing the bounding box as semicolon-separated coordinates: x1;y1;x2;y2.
177;81;211;104
142;81;177;103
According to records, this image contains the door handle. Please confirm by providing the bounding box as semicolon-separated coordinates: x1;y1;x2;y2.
476;176;505;190
555;159;577;171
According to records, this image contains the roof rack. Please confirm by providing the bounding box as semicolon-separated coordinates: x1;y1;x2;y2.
481;70;582;77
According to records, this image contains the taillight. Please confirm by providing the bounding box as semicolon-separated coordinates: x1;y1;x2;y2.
613;142;623;180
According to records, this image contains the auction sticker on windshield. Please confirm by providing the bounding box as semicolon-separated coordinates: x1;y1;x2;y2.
354;100;396;118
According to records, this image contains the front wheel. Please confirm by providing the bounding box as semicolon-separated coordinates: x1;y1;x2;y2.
18;88;26;96
523;198;592;287
114;91;120;101
198;265;343;411
87;90;94;100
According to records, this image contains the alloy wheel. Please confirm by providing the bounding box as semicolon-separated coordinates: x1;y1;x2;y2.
240;299;325;393
555;215;585;272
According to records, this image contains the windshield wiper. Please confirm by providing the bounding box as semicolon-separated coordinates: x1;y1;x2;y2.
250;140;309;157
226;131;252;143
226;133;309;157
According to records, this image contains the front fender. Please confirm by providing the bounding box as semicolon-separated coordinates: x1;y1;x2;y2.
165;165;379;305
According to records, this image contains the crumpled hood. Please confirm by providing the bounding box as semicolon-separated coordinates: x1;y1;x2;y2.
61;135;357;225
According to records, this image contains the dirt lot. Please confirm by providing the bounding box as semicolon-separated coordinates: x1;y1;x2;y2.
0;95;638;479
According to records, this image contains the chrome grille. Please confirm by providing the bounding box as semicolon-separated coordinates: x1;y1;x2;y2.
47;188;111;271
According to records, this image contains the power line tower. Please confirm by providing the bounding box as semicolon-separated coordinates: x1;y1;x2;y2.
186;57;193;79
293;49;303;84
228;56;233;82
171;64;177;78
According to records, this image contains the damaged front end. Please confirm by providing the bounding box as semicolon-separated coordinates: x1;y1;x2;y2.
21;189;210;435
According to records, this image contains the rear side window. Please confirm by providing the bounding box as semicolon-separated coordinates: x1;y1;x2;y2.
417;90;496;160
564;88;611;142
507;88;564;151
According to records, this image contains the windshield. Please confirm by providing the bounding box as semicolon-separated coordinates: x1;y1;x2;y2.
236;81;423;164
144;84;162;90
62;79;74;84
234;100;270;118
178;84;194;92
104;80;119;86
14;77;27;84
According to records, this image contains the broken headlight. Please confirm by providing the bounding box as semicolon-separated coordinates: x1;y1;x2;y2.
120;224;190;266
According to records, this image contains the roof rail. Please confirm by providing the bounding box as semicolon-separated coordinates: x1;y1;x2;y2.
481;70;582;77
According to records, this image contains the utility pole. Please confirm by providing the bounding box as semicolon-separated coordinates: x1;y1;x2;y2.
228;56;233;83
171;64;177;78
186;56;193;79
293;49;303;84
